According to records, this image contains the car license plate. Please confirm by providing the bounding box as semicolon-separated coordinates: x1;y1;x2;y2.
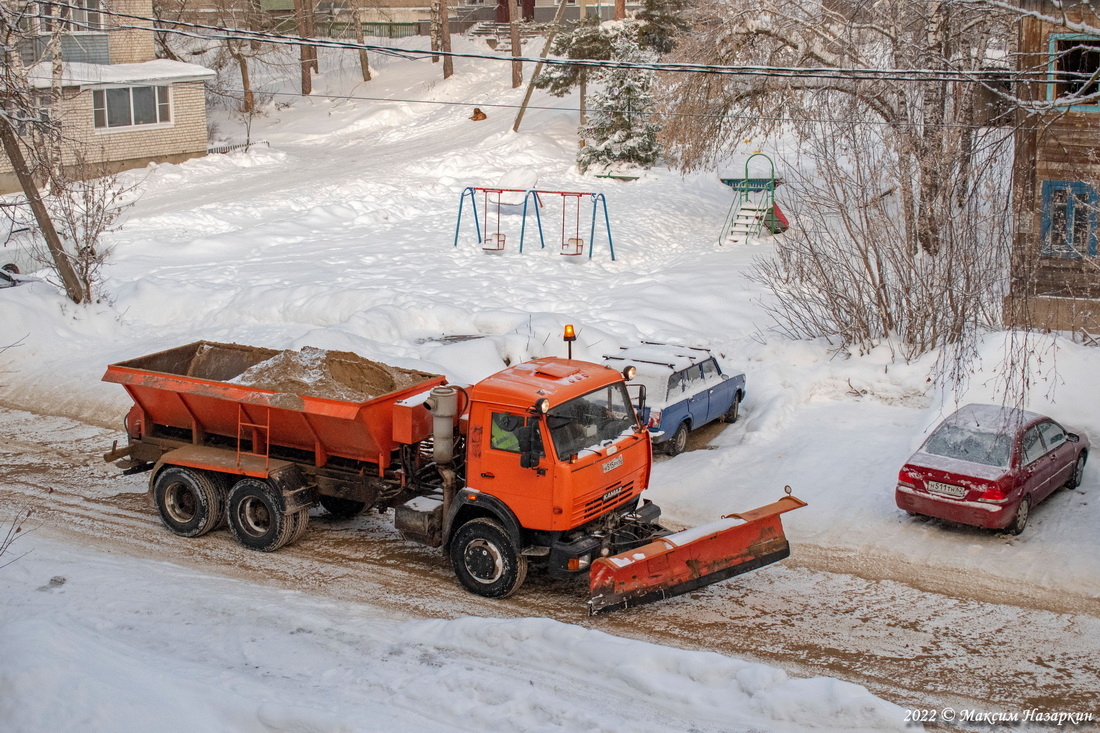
603;455;624;473
927;480;966;498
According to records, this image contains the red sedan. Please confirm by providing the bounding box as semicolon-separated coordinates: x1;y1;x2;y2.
896;404;1089;535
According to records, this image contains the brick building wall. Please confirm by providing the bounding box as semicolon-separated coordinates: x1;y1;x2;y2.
108;0;156;63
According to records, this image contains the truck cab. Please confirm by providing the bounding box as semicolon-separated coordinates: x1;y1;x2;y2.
442;357;658;597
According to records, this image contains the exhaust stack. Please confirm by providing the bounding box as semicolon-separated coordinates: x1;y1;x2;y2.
425;385;458;465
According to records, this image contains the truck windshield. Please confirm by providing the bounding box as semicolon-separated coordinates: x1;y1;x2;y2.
546;383;638;461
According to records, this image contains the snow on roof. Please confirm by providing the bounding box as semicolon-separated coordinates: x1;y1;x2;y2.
602;342;713;374
26;60;215;90
944;403;1044;433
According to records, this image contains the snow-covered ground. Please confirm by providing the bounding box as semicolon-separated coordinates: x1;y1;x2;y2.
1;35;1097;730
0;539;906;733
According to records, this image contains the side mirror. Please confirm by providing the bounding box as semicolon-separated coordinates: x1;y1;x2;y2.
626;383;647;431
517;425;534;453
520;451;540;469
1067;432;1080;443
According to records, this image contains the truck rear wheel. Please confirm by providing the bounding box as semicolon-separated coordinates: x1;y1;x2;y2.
319;495;366;519
450;518;527;599
153;466;223;538
202;470;231;530
227;478;294;552
288;508;310;545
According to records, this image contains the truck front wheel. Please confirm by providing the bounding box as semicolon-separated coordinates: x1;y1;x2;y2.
153;466;222;538
227;478;294;552
450;518;527;599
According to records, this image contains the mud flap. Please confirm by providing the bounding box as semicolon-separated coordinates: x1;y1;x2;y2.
587;494;807;615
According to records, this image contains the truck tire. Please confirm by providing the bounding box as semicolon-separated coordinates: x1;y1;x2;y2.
666;422;689;456
288;508;310;545
319;495;366;519
153;466;223;538
450;518;527;599
227;478;295;552
202;470;231;530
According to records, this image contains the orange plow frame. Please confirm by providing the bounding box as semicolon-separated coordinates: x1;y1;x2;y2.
588;494;807;615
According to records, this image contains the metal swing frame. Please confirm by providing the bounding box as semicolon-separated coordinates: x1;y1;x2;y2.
454;186;616;261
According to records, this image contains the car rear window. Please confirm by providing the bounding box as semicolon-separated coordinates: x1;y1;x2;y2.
922;423;1012;468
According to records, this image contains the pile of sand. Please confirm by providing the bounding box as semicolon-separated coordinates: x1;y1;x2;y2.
228;346;435;402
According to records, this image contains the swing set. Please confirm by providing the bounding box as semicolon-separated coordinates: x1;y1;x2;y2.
453;186;616;261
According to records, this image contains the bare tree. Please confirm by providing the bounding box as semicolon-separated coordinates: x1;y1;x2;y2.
40;154;138;304
0;505;33;570
350;2;372;82
662;0;1018;367
507;0;522;88
1;3;86;303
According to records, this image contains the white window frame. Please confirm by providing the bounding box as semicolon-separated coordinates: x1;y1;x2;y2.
38;0;103;33
92;85;173;132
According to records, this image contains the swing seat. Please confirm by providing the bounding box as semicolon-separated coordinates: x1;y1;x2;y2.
562;237;584;256
483;232;506;252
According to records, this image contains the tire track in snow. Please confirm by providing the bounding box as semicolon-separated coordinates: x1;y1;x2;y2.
1;406;1096;729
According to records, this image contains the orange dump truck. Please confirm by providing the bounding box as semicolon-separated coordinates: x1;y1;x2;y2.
103;340;804;613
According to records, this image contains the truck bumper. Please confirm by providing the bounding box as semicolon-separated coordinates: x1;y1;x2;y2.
545;500;663;579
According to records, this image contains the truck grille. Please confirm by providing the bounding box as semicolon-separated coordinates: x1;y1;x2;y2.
573;481;636;524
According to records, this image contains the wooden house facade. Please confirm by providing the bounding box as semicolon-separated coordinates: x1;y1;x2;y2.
1007;0;1100;333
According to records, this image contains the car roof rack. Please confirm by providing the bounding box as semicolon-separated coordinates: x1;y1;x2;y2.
640;340;713;355
602;354;677;370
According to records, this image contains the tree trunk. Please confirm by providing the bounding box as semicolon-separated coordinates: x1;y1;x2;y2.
615;0;624;20
248;0;264;52
352;5;371;81
0;121;83;304
507;0;522;88
441;0;453;79
302;0;318;73
229;44;255;112
293;0;312;95
578;68;587;148
430;0;441;63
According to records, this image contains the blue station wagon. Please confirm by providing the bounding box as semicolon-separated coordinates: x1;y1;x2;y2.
603;342;746;455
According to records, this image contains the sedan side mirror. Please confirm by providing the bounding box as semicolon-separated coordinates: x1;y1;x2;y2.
1067;432;1080;443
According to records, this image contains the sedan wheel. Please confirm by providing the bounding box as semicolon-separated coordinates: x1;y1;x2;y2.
667;422;689;456
1008;496;1031;536
723;394;742;424
1065;451;1088;490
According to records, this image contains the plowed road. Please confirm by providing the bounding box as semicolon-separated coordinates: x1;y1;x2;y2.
2;407;1097;731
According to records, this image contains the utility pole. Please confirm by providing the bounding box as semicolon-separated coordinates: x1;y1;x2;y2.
512;0;570;132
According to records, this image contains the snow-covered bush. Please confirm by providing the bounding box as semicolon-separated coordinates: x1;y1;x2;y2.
578;25;661;173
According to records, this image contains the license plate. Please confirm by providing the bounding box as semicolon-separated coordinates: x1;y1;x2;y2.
927;480;966;498
603;455;624;473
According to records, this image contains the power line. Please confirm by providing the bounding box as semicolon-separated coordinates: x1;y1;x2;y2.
34;0;1058;86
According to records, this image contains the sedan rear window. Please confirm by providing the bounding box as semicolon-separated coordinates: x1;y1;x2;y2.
922;424;1012;468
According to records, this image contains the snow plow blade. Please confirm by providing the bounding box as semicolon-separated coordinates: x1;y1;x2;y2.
588;494;807;615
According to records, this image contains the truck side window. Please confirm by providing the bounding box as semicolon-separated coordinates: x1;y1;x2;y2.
490;412;524;453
